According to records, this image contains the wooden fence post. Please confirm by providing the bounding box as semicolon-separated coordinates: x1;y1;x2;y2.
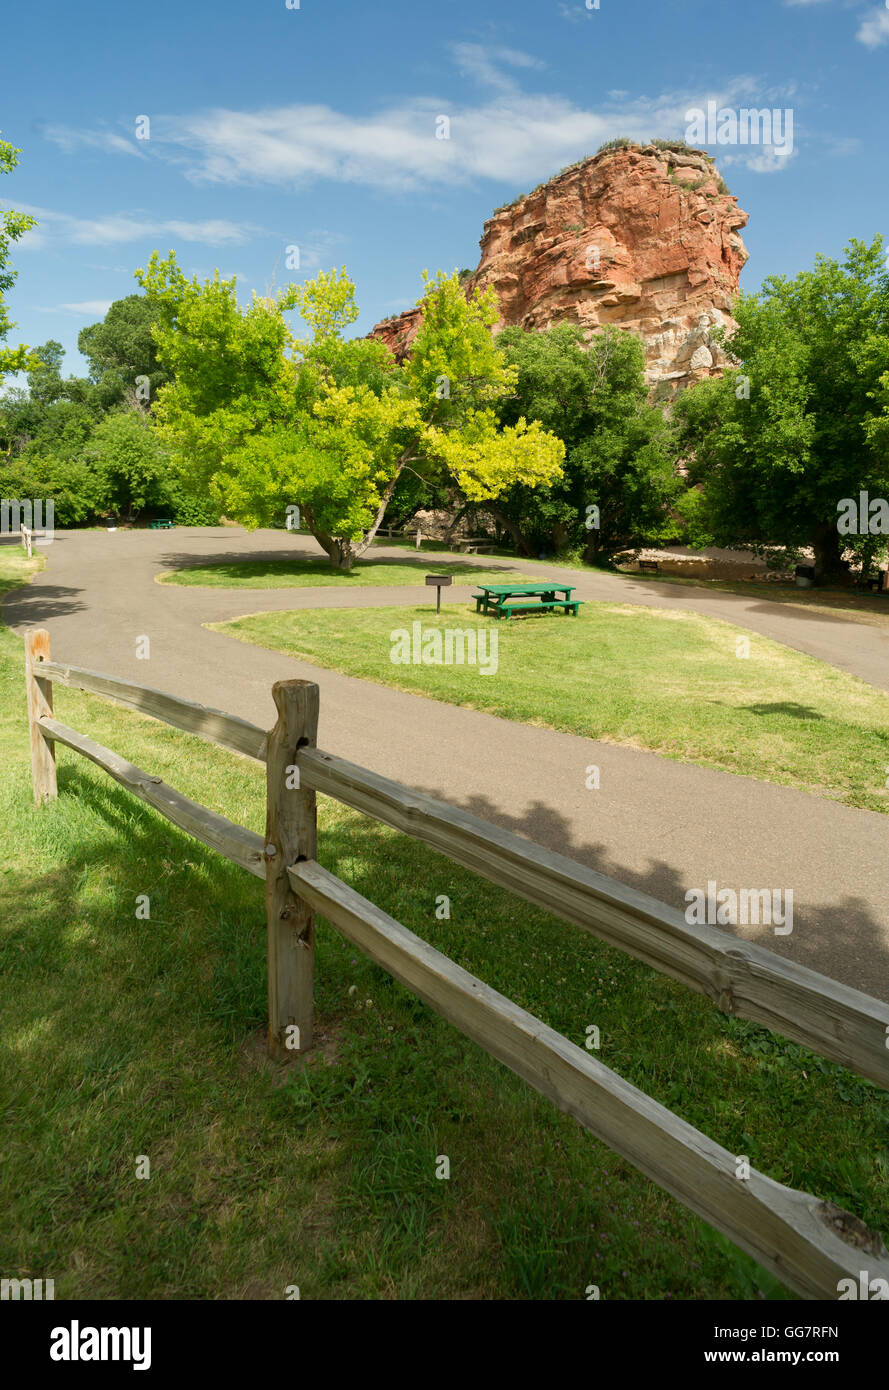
25;627;56;805
265;679;319;1058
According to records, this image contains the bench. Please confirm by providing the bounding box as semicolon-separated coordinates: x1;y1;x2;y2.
498;600;583;618
457;537;495;554
637;559;660;574
150;519;175;530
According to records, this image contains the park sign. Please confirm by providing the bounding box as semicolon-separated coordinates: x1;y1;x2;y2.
425;573;452;613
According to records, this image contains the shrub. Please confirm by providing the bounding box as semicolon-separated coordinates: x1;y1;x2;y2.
596;137;634;156
166;485;221;526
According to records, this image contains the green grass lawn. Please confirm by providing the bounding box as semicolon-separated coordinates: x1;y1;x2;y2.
158;555;530;589
213;601;889;815
3;546;889;1300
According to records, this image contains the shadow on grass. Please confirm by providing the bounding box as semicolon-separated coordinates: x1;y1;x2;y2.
741;702;826;721
5;759;884;1298
397;780;889;1006
159;548;522;581
0;764;268;1038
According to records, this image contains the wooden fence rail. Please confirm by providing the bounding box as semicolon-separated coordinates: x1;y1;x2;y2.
295;747;889;1090
35;658;267;762
291;858;889;1300
23;627;889;1299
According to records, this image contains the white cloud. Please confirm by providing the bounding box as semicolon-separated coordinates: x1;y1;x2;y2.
11;203;259;248
723;145;798;174
59;300;115;315
451;43;545;93
41;125;145;157
40;60;805;201
857;6;889;45
558;3;596;21
151;74;795;194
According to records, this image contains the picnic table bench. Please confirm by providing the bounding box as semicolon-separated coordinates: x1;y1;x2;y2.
473;582;583;619
456;536;495;554
637;559;660;574
149;519;175;530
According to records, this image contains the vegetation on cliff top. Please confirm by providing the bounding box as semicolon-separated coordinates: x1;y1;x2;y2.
489;139;729;218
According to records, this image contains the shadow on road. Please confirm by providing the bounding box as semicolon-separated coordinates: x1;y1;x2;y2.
406;782;889;1005
2;581;86;627
617;574;888;627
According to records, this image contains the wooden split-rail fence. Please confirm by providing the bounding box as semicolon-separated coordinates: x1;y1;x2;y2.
23;627;889;1299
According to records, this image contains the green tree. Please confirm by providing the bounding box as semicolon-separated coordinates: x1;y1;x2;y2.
85;411;171;522
136;256;564;569
675;238;889;581
0;135;38;383
0;339;103;470
25;339;66;406
493;322;680;560
78;294;169;411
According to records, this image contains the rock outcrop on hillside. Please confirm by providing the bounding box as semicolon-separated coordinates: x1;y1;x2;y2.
372;143;749;401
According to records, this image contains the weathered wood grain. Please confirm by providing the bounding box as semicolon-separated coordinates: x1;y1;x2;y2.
36;659;267;762
265;680;318;1057
38;715;266;877
298;746;889;1089
290;857;889;1301
25;628;56;805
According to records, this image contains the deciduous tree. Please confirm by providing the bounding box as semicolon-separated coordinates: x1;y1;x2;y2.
136;256;564;569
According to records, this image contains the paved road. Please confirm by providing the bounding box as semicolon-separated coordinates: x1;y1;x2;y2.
5;527;889;1001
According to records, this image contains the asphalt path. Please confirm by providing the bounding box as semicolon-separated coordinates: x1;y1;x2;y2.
5;527;888;1001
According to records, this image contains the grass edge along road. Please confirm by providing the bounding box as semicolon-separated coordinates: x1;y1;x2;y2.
157;555;533;589
616;569;889;631
213;601;889;816
3;546;888;1299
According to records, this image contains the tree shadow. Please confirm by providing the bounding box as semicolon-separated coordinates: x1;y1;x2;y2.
159;546;521;581
8;754;887;1303
1;581;86;627
398;782;889;1006
738;702;825;721
620;575;881;627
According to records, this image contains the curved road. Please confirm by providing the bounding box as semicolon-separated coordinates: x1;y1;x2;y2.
5;527;889;1001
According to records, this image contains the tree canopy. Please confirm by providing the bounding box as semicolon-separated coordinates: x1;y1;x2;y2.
78;293;169;410
0;134;37;383
135;256;565;568
675;237;889;579
493;322;681;560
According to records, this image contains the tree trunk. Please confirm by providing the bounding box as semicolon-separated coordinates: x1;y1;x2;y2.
301;450;414;571
582;528;599;565
486;505;534;558
811;521;848;585
330;540;355;572
350;448;414;561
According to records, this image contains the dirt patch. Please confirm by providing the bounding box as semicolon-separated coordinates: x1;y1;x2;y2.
239;1022;342;1083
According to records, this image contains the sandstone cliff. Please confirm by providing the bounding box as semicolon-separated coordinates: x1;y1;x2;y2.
372;142;749;401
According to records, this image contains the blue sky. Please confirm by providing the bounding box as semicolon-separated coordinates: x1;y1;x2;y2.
2;0;887;381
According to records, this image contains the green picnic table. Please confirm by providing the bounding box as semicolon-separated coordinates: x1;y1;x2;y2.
149;519;175;529
473;582;583;619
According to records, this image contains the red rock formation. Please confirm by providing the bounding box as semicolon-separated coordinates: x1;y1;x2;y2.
372;143;748;401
